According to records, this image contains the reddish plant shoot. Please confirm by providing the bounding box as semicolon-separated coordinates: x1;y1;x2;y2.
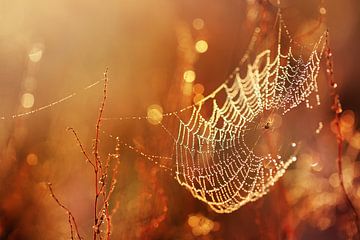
48;69;120;240
325;32;360;237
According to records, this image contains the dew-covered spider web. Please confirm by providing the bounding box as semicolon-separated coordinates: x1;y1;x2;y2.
103;10;328;213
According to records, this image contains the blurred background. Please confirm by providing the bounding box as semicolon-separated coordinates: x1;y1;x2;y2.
0;0;360;239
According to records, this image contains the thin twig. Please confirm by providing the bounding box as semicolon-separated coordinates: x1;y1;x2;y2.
48;183;83;240
101;155;120;240
49;68;118;240
93;68;109;240
67;127;96;169
334;97;360;237
325;32;360;237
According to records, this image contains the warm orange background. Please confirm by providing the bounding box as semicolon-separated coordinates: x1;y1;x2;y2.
0;0;359;239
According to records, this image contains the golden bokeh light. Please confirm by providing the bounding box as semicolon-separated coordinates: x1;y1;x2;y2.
183;70;196;83
193;94;204;104
319;7;327;15
187;215;198;228
26;153;38;166
28;44;44;63
187;214;216;236
192;18;205;30
193;83;204;95
147;104;163;125
21;93;35;108
195;40;208;53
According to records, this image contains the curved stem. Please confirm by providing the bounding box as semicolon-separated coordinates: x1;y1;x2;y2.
335;112;360;237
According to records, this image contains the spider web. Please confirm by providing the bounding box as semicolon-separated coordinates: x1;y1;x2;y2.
171;35;325;213
108;11;328;213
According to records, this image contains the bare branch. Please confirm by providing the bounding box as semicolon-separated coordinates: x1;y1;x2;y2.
325;33;360;235
94;68;108;170
49;69;117;240
48;183;83;240
67;127;96;169
93;68;109;240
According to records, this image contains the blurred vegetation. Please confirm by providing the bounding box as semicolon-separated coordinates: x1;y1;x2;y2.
0;0;360;239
